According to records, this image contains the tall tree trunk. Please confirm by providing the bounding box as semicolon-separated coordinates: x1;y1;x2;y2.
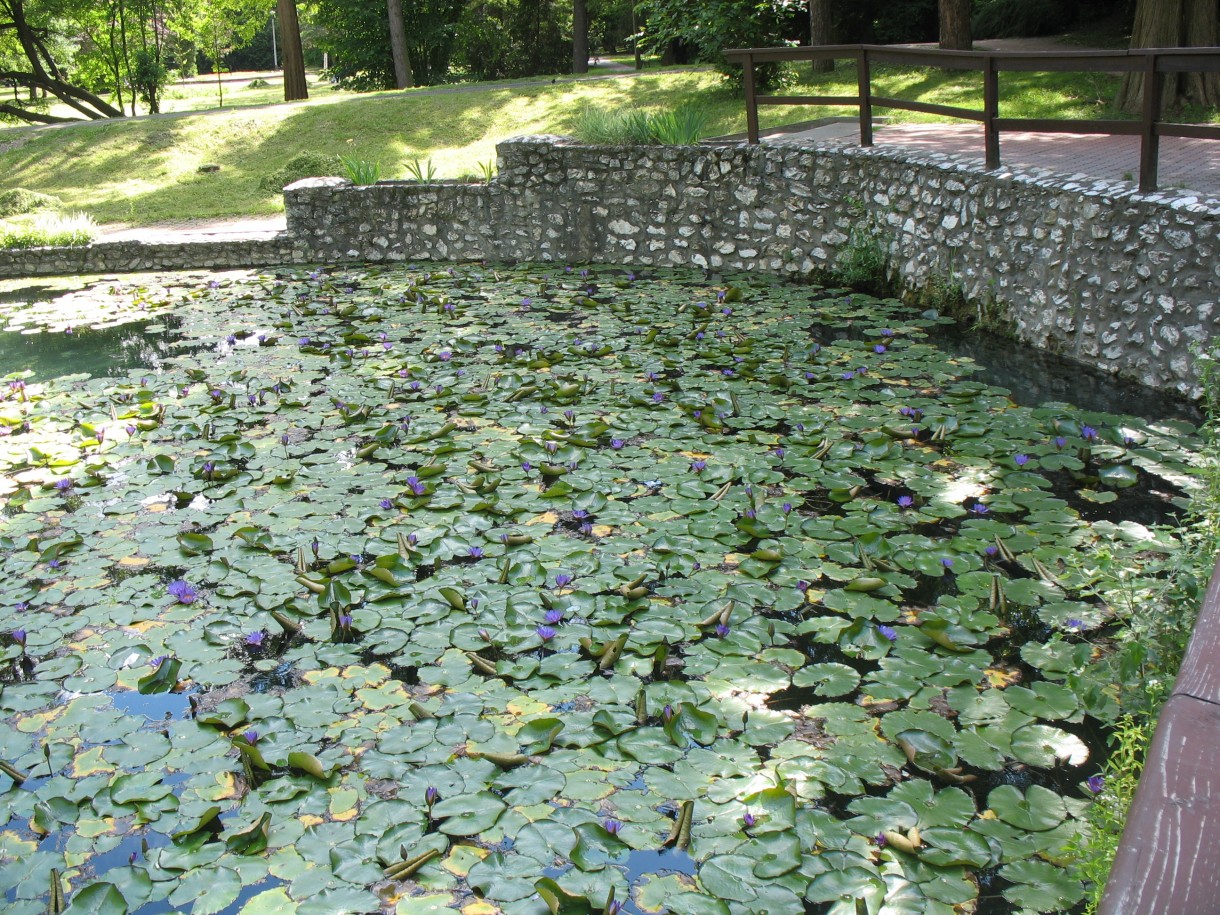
387;0;414;88
809;0;833;74
277;0;309;101
1117;0;1220;114
938;0;971;50
573;0;589;73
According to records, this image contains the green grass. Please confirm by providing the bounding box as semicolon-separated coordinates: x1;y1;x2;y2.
0;62;1146;228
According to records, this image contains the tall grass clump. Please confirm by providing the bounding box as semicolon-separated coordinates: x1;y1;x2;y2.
571;104;653;144
340;156;381;185
0;212;96;249
648;103;710;145
572;102;709;145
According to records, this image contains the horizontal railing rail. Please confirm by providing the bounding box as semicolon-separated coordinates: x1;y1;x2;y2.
723;45;1220;192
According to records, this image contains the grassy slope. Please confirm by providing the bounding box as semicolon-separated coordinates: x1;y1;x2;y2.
0;64;1124;227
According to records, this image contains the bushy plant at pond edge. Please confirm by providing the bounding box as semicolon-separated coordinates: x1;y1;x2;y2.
571;103;709;145
0;212;96;249
0;188;62;219
339;156;380;186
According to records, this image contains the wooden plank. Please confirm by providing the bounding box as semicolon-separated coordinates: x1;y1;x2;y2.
1166;555;1220;705
1099;695;1220;914
870;96;984;121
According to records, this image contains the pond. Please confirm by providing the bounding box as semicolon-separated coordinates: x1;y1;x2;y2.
0;264;1204;915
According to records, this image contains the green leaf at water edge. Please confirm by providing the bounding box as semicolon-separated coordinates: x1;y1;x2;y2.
136;657;182;694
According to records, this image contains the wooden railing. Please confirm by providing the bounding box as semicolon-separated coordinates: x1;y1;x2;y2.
723;45;1220;193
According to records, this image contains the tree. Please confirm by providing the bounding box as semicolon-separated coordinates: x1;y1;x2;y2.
0;0;126;123
314;0;461;89
1116;0;1219;114
938;0;970;50
639;0;805;89
808;0;831;73
277;0;309;98
386;0;413;88
573;0;588;73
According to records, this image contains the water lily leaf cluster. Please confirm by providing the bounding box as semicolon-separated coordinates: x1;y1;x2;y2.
0;263;1202;915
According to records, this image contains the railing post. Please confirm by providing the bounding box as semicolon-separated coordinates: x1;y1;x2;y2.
1139;51;1162;192
983;54;1000;170
743;53;760;144
857;48;873;147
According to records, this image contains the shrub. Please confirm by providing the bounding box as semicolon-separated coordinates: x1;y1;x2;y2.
259;153;343;193
0;212;96;249
0;188;62;219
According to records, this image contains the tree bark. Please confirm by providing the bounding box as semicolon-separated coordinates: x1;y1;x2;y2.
809;0;833;74
1117;0;1220;114
573;0;589;74
938;0;971;50
387;0;414;88
277;0;309;101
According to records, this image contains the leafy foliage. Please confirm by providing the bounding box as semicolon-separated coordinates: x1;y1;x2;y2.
313;0;465;88
0;212;96;248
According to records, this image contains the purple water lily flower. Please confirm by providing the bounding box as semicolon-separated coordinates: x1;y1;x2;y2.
338;613;353;629
941;558;954;569
1054;435;1068;449
167;580;198;604
985;545;999;557
690;460;707;472
743;812;757;829
380;498;394;510
896;495;913;509
970;502;990;515
1014;454;1030;466
406;476;426;496
425;786;440;806
12;629;26;648
521;461;532;472
873;344;887;354
715;623;730;638
438;350;452;362
468;546;485;559
797;580;809;593
545;609;565;625
1086;775;1105;794
243;729;259;745
244;631;265;648
554;573;573;589
651;392;664;403
1081;425;1098;442
782;502;793;513
841;371;855;380
877;624;898;642
1066;619;1086;631
611;439;625;450
773;447;785;459
536;625;557;642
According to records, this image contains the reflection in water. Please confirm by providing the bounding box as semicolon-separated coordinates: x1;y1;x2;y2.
0;317;186;381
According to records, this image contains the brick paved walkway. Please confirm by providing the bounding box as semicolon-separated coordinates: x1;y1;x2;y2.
764;119;1220;199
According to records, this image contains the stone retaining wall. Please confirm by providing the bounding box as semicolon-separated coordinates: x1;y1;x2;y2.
3;135;1216;395
285;136;1220;396
0;236;304;278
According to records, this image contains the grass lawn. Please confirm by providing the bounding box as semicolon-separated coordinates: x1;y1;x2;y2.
0;62;1130;227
